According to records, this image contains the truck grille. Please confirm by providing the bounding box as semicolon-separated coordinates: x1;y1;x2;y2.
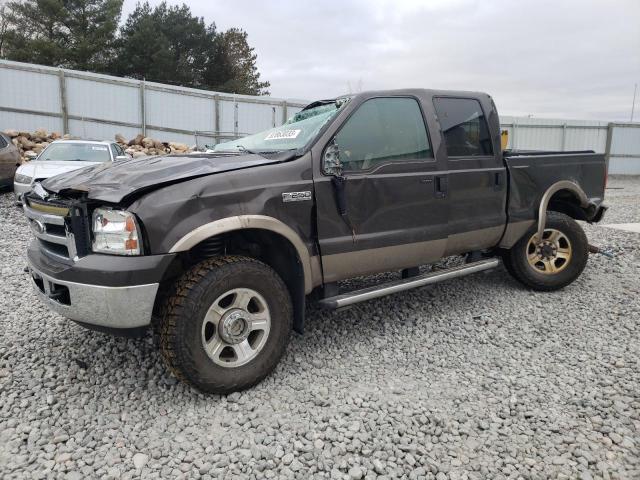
23;198;80;264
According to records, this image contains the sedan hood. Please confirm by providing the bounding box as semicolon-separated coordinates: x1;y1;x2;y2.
18;160;103;179
42;151;294;203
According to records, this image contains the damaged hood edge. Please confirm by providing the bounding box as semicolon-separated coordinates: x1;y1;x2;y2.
42;152;296;204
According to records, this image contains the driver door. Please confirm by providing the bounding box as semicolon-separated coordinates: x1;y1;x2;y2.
313;96;449;283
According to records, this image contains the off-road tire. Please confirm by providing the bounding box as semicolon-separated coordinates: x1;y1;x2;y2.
157;255;292;394
504;211;589;291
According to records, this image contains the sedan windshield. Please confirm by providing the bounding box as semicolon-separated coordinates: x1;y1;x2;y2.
39;143;111;162
213;99;349;154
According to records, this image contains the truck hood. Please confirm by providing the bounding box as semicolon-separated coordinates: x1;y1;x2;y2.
18;160;103;180
41;151;294;203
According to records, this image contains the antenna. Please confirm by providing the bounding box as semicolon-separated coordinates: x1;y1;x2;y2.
632;83;637;122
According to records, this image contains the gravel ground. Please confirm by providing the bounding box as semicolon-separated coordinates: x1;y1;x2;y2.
1;176;639;480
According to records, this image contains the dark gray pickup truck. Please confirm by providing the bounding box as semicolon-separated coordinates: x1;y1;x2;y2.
23;89;607;393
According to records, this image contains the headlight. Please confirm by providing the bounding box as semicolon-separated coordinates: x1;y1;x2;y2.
92;208;141;255
14;173;32;184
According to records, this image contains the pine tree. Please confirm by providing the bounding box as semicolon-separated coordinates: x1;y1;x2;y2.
1;0;270;96
2;0;123;71
113;2;211;86
202;28;270;95
115;2;270;95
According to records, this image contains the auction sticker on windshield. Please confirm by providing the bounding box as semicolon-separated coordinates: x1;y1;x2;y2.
265;129;301;141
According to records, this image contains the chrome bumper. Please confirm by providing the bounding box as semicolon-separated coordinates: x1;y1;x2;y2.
28;262;159;329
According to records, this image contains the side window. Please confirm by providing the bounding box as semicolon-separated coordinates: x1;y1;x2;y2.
111;143;123;160
0;134;8;149
334;97;431;172
433;97;493;157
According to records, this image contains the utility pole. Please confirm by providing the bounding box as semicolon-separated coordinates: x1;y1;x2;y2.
632;83;637;122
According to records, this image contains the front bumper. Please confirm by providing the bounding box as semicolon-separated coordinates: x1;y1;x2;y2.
29;262;159;328
27;241;176;329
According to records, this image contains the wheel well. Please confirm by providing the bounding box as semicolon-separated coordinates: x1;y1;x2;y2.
173;229;306;333
547;189;588;221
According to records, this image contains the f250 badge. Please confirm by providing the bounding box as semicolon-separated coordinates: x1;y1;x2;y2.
282;191;312;202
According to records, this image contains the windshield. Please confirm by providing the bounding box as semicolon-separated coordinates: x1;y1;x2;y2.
39;143;111;162
213;99;348;153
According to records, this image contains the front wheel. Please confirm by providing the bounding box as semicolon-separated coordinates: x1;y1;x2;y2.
157;255;292;394
503;211;589;291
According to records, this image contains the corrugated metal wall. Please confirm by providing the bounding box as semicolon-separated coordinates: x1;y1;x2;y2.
608;124;640;174
500;116;610;152
499;116;640;174
0;64;63;133
0;59;305;148
1;59;639;173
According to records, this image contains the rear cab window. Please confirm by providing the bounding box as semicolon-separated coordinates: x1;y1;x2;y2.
433;97;493;157
333;97;432;172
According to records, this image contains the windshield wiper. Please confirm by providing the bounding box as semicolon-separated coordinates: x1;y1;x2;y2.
238;146;299;155
236;145;260;155
213;145;297;157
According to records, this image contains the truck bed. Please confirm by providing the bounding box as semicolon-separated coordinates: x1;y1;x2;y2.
503;150;607;229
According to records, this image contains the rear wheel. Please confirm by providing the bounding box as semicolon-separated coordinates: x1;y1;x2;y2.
504;211;588;291
157;255;292;393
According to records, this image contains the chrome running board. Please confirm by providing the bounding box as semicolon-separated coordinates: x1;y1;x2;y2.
318;258;500;310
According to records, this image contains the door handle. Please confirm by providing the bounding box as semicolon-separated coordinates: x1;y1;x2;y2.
494;171;504;191
435;175;448;199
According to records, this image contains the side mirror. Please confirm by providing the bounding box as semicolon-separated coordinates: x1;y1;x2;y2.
25;151;38;161
323;138;342;176
114;155;129;162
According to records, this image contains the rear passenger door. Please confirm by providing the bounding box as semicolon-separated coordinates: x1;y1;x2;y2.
432;97;507;255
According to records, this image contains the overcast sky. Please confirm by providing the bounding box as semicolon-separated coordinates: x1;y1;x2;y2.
121;0;640;121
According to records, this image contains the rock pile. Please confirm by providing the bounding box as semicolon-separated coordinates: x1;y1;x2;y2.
3;128;62;163
117;133;191;158
3;129;193;163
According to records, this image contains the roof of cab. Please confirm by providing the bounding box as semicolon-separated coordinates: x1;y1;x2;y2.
347;88;491;101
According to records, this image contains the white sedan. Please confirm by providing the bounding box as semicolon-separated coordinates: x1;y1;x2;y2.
14;140;129;202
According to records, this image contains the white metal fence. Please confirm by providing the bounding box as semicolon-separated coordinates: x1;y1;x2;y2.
0;59;306;148
500;116;640;175
1;59;639;173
